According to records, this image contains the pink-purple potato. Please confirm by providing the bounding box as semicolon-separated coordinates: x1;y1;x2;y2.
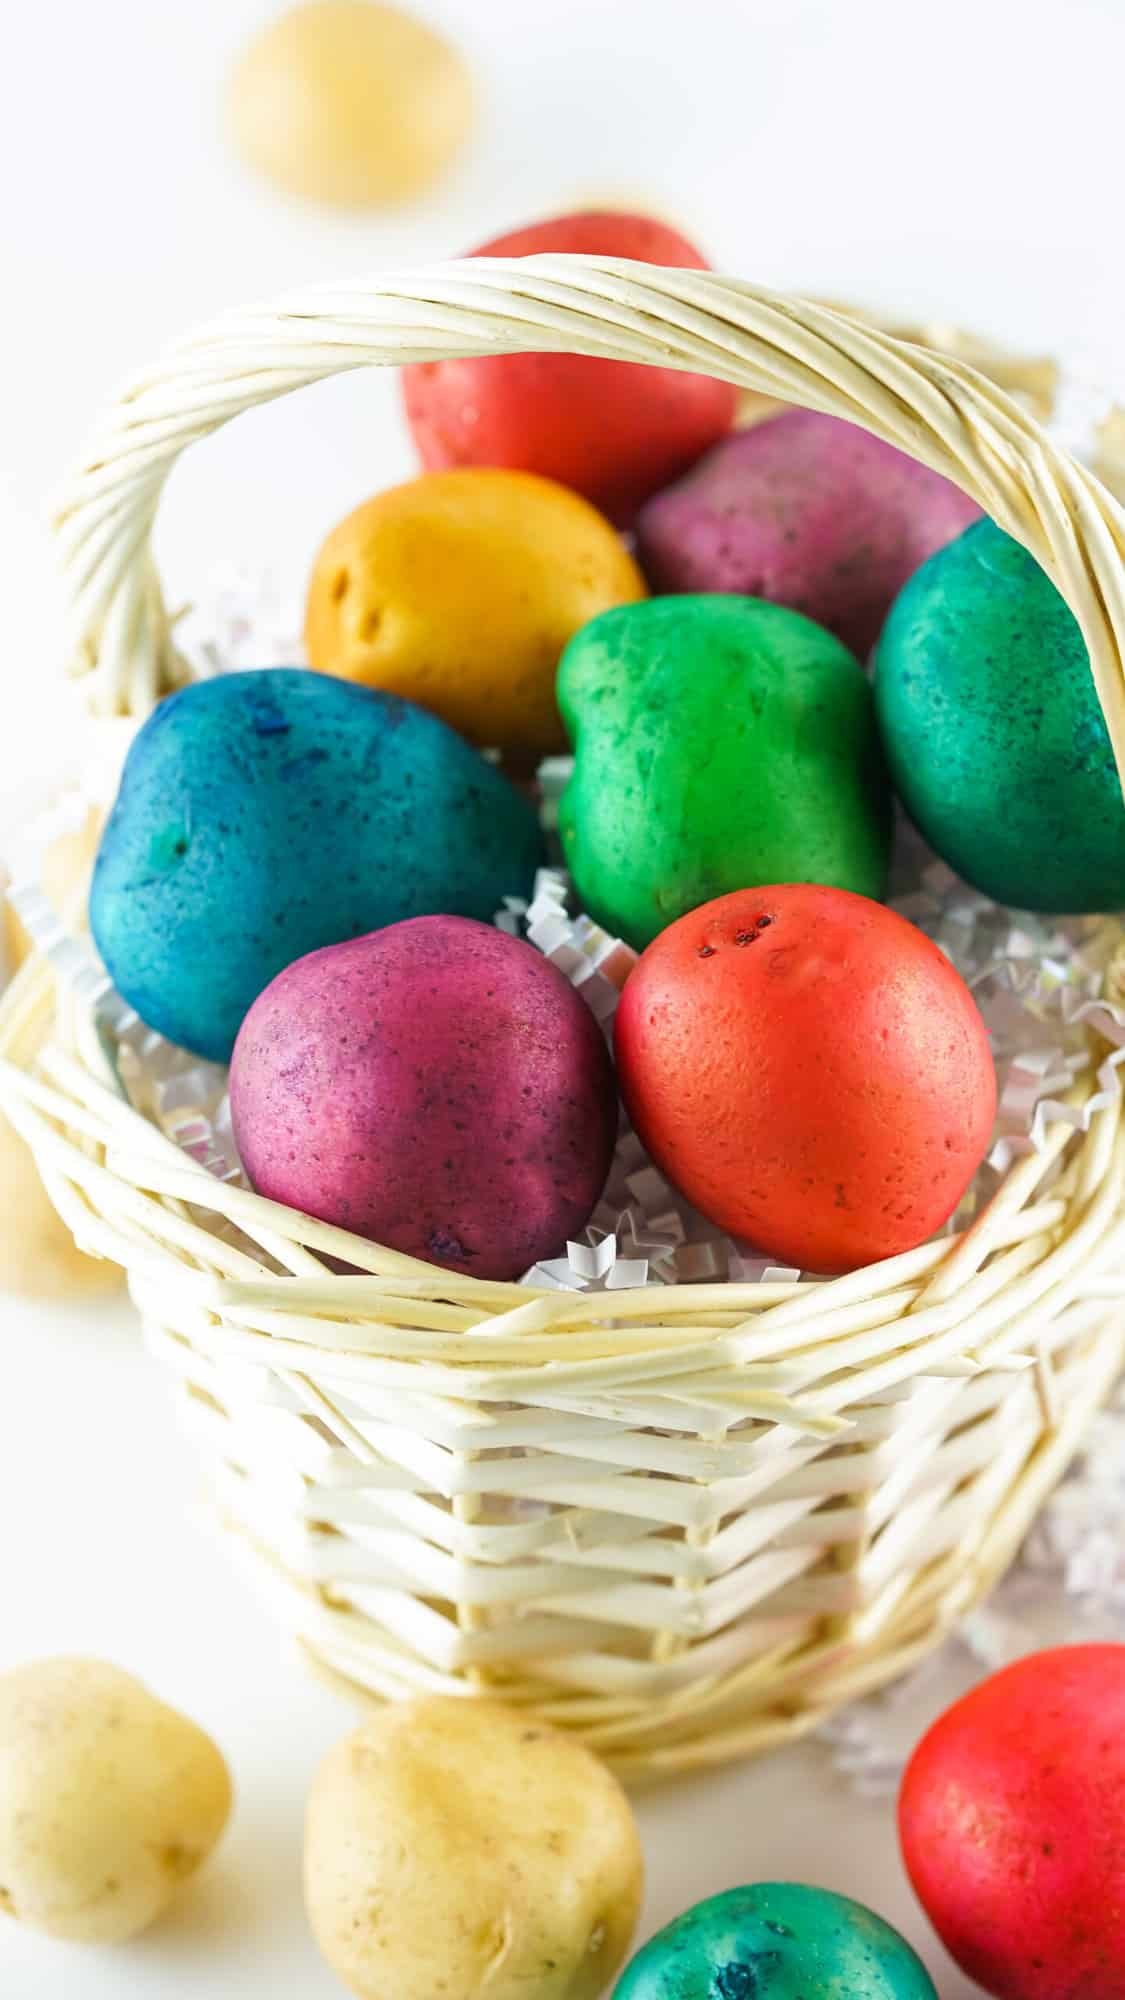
229;915;617;1279
635;408;982;658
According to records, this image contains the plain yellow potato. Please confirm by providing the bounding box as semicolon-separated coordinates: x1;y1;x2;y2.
1096;403;1125;503
1;804;120;1299
305;468;646;762
3;804;102;974
227;1;474;208
0;1658;232;1944
304;1696;644;2000
0;1111;119;1300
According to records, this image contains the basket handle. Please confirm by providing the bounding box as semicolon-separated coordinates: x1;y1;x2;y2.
55;254;1125;785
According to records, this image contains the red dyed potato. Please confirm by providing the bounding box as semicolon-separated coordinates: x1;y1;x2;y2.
401;210;738;524
614;884;995;1274
899;1646;1125;2000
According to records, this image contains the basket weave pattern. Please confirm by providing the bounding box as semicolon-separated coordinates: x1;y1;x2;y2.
5;258;1125;1775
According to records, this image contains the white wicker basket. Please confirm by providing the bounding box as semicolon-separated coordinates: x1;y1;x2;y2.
4;257;1125;1777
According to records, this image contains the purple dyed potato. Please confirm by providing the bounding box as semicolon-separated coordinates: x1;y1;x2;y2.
635;408;982;658
229;915;617;1280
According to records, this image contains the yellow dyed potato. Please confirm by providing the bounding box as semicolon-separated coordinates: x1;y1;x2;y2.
0;1112;119;1300
306;468;646;761
0;1658;232;1944
3;805;102;974
227;1;473;208
304;1696;644;2000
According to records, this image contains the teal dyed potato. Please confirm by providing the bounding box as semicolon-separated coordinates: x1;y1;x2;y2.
875;519;1125;911
614;1884;937;2000
90;669;544;1060
557;596;891;949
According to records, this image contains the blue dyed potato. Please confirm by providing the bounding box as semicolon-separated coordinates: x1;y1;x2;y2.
90;669;545;1060
614;1884;937;2000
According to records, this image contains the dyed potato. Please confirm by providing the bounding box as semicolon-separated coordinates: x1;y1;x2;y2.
876;519;1125;911
0;1658;231;1944
402;210;738;525
226;1;473;207
306;468;644;762
230;915;617;1278
3;805;102;974
89;670;544;1062
305;1697;642;2000
0;1110;119;1299
558;596;891;950
615;885;996;1274
900;1645;1125;2000
636;410;981;658
613;1884;936;1999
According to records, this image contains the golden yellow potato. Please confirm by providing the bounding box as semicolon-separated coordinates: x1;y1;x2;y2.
0;1112;119;1300
304;1696;643;2000
0;1658;232;1944
306;469;646;761
226;1;473;208
3;805;102;974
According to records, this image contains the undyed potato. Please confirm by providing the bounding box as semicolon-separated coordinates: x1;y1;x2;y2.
2;805;103;974
1;804;120;1297
304;1696;643;2000
0;1111;119;1300
0;1658;232;1944
226;0;473;208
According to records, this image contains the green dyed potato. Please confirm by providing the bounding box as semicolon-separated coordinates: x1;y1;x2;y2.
613;1884;937;2000
557;597;891;949
875;518;1125;911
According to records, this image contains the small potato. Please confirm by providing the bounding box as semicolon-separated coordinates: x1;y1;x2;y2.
400;211;738;528
226;0;473;209
304;1696;643;2000
230;917;618;1280
90;670;543;1063
2;805;119;1298
0;1113;120;1300
635;408;982;660
305;468;646;763
0;1658;232;1944
3;805;103;975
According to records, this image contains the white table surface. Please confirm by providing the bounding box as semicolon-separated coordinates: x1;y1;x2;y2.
3;0;1124;1991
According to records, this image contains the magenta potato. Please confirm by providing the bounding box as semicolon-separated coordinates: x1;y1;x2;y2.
229;916;617;1279
635;408;982;658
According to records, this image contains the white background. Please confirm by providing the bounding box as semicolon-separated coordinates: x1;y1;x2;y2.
2;0;1123;1992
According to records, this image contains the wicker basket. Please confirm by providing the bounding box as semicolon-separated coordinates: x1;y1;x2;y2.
4;257;1125;1779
